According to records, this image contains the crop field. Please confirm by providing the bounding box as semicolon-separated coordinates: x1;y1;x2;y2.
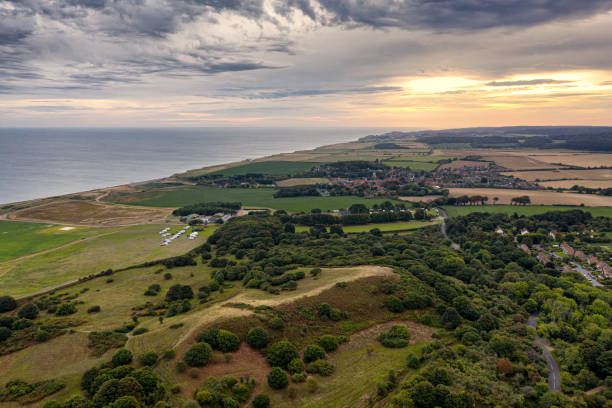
130;186;401;213
0;221;99;262
295;221;438;234
442;205;612;218
538;180;612;189
502;169;612;182
276;177;330;187
382;160;439;171
9;200;172;226
480;155;560;170
211;161;319;176
530;153;612;168
0;224;214;297
447;187;612;206
439;160;489;169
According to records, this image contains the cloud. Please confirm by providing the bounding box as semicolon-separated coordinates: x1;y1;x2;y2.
486;79;572;87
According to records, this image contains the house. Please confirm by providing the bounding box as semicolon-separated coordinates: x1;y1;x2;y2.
549;230;557;240
519;244;530;254
587;255;598;265
574;250;587;262
520;229;529;235
561;243;575;257
537;252;551;265
495;227;504;236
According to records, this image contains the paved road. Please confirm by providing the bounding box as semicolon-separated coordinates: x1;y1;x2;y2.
527;314;561;391
570;261;604;287
438;208;460;250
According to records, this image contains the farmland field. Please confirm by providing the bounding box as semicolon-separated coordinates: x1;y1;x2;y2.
0;224;214;297
530;153;612;168
439;160;489;169
0;221;99;262
442;205;612;218
276;177;329;187
296;220;437;234
502;169;612;182
447;187;612;206
382;160;439;171
538;180;612;189
480;155;560;170
211;161;319;176
129;186;401;213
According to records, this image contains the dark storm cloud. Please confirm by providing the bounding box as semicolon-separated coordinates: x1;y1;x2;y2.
487;79;572;87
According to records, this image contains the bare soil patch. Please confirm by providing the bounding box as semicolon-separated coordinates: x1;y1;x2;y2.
10;200;171;226
448;188;612;206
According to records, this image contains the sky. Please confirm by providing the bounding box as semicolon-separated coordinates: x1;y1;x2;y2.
1;0;612;128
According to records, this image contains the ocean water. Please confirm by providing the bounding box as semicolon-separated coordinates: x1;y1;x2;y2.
0;127;391;205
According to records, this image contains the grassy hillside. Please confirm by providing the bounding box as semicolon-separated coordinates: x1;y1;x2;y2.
211;161;319;176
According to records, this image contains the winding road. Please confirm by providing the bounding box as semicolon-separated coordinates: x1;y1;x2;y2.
438;208;460;250
527;314;561;391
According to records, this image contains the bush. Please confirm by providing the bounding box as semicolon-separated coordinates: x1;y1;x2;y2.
292;372;306;383
112;349;133;367
266;340;299;369
184;342;213;367
18;303;39;320
139;352;159;366
384;295;405;313
267;367;289;389
166;284;194;301
163;349;176;360
377;325;410;348
309;268;322;277
110;396;140;408
35;330;51;342
198;328;220;349
268;317;284;330
252;394;270;408
318;335;339;352
288;358;305;374
0;326;12;342
217;329;240;352
305;378;319;393
0;295;17;312
306;359;335;376
303;345;326;363
176;361;187;373
87;305;101;314
246;327;269;349
56;302;77;316
132;328;148;336
164;273;172;280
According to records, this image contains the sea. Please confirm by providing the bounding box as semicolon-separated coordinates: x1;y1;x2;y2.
0;127;395;205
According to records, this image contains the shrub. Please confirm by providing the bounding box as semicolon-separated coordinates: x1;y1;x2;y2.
35;330;51;342
217;329;240;352
288;358;305;374
266;341;299;369
184;342;213;367
268;317;284;330
306;359;335;376
267;367;289;389
112;349;133;367
164;273;172;280
139;352;159;366
309;268;322;277
0;295;17;312
176;361;187;373
198;328;220;349
132;328;148;336
292;372;306;383
318;335;339;352
377;325;410;348
305;378;319;393
0;326;12;342
287;386;298;399
317;303;331;318
18;303;39;320
252;394;270;408
163;349;176;360
406;354;420;369
56;302;77;316
87;305;101;314
303;345;326;363
166;284;194;301
110;396;140;408
329;308;343;321
384;295;405;313
246;327;269;349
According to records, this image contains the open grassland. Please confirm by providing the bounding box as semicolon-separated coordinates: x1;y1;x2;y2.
439;160;489;169
0;224;215;297
502;169;612;182
211;161;319;176
9;200;172;226
129;186;401;213
448;187;612;206
480;155;560;170
269;324;432;408
529;153;612;168
0;221;100;262
382;160;439;171
276;177;330;187
442;205;612;218
295;220;438;234
538;180;612;189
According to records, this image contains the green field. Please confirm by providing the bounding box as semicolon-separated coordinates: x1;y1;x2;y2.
0;221;99;263
212;161;319;176
442;205;612;218
130;187;401;213
0;224;216;297
382;160;440;171
296;220;438;234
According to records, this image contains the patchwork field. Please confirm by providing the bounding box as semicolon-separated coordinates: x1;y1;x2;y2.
439;160;489;169
442;204;612;218
480;155;560;170
447;187;612;206
0;221;99;263
127;186;401;213
502;169;612;182
538;180;612;189
9;200;172;226
276;178;330;187
530;153;612;168
382;160;439;171
0;224;214;297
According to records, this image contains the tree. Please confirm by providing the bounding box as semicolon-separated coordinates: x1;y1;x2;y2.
349;203;368;214
385;295;405;313
18;303;38;320
165;284;193;301
93;379;120;408
319;335;339;352
411;381;436;408
288;358;305;374
246;327;269;349
266;341;299;369
184;342;212;367
216;329;240;352
497;359;514;376
110;396;140;408
138;352;159;367
112;349;133;367
252;394;270;408
0;327;12;342
198;328;220;349
56;302;77;316
267;367;289;389
441;307;462;329
303;345;326;363
0;296;17;312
